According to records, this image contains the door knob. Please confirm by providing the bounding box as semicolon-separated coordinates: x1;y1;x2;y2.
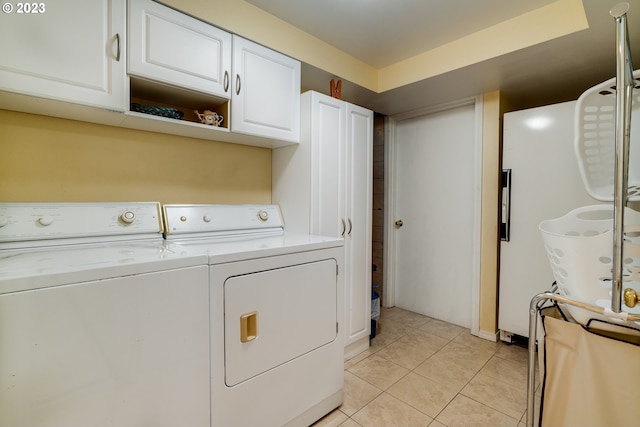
395;220;403;228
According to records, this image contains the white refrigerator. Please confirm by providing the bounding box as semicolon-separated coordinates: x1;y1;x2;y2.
498;101;599;340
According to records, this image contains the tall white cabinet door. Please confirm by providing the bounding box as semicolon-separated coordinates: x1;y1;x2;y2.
0;0;126;111
310;94;346;238
272;92;342;235
128;0;232;98
344;104;373;348
231;35;300;142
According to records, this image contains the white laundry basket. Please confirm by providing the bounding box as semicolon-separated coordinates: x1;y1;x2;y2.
574;69;640;201
539;205;640;326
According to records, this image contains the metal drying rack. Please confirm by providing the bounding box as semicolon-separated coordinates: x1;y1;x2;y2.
525;3;640;426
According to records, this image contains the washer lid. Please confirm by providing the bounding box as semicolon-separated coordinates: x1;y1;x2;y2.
0;242;207;294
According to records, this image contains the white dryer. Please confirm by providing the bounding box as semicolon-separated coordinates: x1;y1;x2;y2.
163;204;344;427
0;202;210;427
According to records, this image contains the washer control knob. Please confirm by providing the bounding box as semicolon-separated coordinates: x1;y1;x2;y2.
180;216;187;222
257;210;269;221
0;216;8;227
38;214;54;226
203;215;212;223
120;211;136;224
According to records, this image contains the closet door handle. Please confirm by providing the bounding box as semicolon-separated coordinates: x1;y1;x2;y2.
235;74;241;95
115;33;121;62
347;218;353;237
224;71;229;93
341;219;346;237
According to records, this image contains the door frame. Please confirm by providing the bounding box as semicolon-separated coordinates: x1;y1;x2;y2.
383;96;483;336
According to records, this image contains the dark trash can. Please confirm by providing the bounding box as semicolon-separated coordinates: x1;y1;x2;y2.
370;289;380;339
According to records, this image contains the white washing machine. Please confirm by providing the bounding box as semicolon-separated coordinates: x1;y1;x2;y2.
0;202;210;427
163;204;344;427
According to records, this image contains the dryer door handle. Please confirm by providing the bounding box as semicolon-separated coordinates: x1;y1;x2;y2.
240;311;258;343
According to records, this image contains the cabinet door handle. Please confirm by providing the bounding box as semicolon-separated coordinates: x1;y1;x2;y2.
347;218;353;237
341;219;346;237
224;71;229;93
235;74;241;95
115;33;121;62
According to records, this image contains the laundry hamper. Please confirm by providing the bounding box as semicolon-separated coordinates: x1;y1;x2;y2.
538;306;640;427
539;205;640;327
574;69;640;202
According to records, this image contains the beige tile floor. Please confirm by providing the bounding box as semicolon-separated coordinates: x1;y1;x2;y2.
312;307;541;427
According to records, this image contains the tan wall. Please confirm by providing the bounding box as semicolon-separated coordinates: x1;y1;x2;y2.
479;91;502;338
0;110;271;204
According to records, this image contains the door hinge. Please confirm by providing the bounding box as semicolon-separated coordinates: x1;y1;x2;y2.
336;265;339;276
336;322;339;333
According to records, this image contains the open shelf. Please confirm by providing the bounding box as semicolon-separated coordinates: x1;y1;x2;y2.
129;76;229;129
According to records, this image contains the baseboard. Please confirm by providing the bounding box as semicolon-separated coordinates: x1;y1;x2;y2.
477;329;499;342
344;336;370;361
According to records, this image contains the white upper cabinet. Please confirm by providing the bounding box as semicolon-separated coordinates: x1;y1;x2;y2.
128;0;232;98
0;0;300;147
231;36;300;143
126;1;299;144
0;0;127;111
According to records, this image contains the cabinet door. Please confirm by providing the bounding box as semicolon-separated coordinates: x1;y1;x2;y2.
128;0;231;98
344;104;374;346
0;0;126;111
310;93;346;238
231;36;300;142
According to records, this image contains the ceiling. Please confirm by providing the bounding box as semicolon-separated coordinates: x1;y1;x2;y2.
246;0;558;69
246;0;640;115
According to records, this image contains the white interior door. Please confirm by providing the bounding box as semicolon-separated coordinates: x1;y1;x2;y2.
388;101;480;329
